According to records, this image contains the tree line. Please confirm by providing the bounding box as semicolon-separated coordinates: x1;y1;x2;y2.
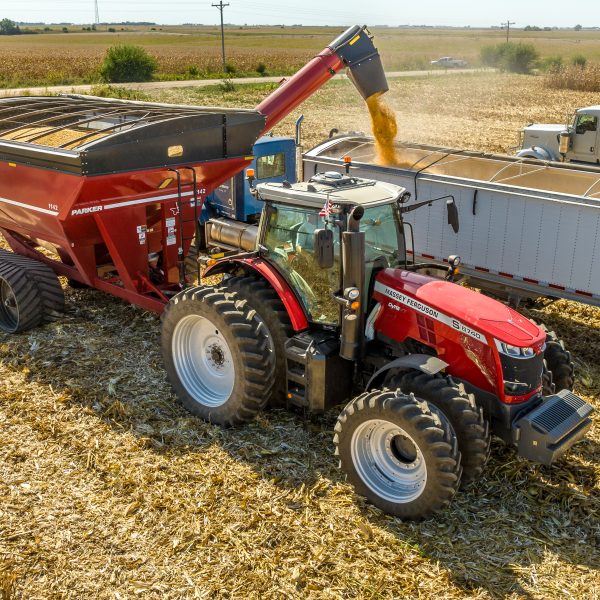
0;19;21;35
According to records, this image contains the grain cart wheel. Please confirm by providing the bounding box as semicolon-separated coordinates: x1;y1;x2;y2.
0;261;44;333
0;250;64;323
161;285;276;426
393;371;490;485
334;389;461;519
224;274;292;405
542;326;575;392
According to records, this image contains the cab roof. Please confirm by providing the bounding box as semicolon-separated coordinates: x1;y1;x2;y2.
256;172;406;209
577;106;600;114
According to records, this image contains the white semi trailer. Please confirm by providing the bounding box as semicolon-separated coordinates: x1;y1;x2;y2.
303;135;600;307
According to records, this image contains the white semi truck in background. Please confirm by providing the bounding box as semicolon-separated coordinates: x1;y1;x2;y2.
518;105;600;165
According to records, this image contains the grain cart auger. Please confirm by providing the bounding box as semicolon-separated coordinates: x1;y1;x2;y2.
162;172;594;519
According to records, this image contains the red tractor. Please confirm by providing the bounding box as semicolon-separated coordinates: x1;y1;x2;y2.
161;171;593;519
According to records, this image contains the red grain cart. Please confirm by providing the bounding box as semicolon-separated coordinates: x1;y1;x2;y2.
0;25;385;325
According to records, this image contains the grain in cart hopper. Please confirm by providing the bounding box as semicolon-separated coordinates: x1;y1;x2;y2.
0;25;386;323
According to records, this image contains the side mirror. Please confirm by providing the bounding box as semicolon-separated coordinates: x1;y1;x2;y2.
313;228;334;269
446;198;459;233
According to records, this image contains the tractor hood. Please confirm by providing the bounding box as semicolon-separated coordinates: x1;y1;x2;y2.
375;269;545;348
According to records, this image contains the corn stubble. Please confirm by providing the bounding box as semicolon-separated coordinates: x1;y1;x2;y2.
0;74;599;599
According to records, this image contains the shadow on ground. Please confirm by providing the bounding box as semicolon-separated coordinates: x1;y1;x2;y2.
1;287;598;598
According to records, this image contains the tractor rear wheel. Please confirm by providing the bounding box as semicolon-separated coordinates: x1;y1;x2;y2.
542;326;574;392
223;274;292;405
392;371;490;485
334;389;461;519
161;285;276;426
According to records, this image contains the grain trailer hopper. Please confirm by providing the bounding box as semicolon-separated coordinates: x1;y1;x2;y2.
303;135;600;307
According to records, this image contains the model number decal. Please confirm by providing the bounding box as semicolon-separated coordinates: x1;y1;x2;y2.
375;282;487;344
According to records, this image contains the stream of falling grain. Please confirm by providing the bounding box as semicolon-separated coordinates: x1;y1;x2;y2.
366;92;400;166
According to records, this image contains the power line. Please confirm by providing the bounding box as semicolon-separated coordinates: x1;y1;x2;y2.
501;19;515;42
212;0;229;72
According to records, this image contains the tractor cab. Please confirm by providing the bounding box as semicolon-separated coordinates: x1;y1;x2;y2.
256;172;408;326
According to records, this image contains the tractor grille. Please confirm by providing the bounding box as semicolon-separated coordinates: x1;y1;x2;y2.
530;391;592;435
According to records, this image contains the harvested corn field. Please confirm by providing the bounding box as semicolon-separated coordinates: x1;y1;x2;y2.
1;73;599;599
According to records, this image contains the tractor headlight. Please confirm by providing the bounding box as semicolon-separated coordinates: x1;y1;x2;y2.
345;287;360;301
494;339;536;358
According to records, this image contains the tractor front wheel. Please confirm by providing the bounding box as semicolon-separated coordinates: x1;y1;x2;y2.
334;389;462;519
161;285;276;426
393;371;490;485
542;326;574;392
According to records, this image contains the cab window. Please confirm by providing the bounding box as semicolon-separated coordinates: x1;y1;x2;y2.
361;204;403;268
262;204;340;325
256;153;286;179
575;114;597;135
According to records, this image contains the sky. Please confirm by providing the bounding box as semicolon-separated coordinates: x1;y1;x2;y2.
2;0;600;28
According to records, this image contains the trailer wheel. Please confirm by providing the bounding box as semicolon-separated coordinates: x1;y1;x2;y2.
224;274;292;405
334;389;461;519
391;371;490;485
0;261;44;333
0;250;64;322
161;285;276;426
543;328;575;392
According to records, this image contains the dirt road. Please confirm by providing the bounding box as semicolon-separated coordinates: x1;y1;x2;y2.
0;69;483;97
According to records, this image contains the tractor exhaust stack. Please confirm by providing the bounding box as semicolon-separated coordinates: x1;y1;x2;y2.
256;25;388;133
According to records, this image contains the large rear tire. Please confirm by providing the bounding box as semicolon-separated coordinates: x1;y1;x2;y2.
223;274;292;405
0;261;43;333
334;389;462;519
0;250;64;324
161;285;276;426
393;371;490;485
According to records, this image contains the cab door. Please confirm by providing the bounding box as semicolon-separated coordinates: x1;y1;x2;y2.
571;113;599;163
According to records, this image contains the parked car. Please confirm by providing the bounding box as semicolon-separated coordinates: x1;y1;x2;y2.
431;56;467;68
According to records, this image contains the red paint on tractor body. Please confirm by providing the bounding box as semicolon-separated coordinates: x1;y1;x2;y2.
372;269;546;401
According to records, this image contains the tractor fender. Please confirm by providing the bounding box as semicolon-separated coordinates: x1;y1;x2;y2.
516;145;558;162
204;257;309;332
366;354;449;390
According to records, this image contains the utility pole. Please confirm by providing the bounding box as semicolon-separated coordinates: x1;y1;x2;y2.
212;0;230;72
501;20;515;43
94;0;100;26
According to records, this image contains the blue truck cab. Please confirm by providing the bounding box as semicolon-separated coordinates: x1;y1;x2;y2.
203;135;297;224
